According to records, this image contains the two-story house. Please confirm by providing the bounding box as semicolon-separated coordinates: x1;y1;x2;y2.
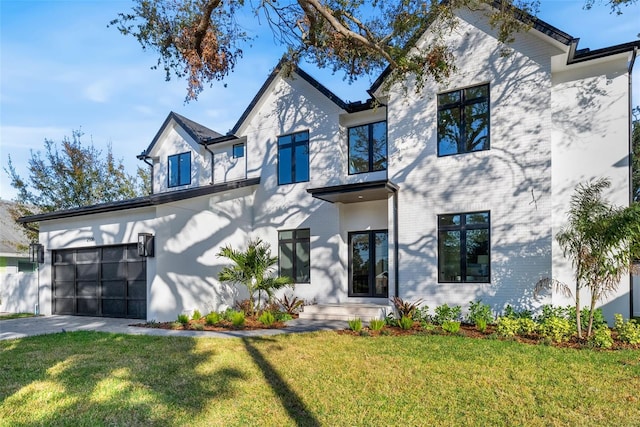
18;6;639;322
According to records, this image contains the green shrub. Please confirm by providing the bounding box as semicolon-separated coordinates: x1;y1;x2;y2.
230;311;245;328
205;312;220;325
538;316;573;342
433;304;462;325
368;319;385;331
234;299;253;316
278;294;304;314
589;326;613;349
348;318;363;332
504;305;532;319
466;300;493;326
496;316;520;337
384;313;398;327
190;322;204;331
177;314;190;325
412;306;431;323
565;305;606;331
614;314;640;344
391;296;424;319
399;315;414;330
274;312;293;322
258;311;276;327
191;309;202;321
476;318;487;333
518;318;538;335
442;321;461;334
359;330;371;337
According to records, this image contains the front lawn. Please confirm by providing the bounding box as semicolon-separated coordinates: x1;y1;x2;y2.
1;331;639;426
0;313;36;320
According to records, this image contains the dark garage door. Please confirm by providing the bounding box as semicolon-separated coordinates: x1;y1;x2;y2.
53;244;146;319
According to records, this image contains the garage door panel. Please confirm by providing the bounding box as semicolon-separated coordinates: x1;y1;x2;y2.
53;244;146;319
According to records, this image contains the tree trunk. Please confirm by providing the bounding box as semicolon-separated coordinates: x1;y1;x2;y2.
575;279;582;339
587;293;598;337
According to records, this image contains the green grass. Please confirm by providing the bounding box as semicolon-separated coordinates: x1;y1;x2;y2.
0;313;36;320
1;332;639;426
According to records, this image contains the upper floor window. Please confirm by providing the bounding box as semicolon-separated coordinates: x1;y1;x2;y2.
438;211;490;283
279;229;310;283
168;152;191;187
348;121;387;174
437;84;489;156
278;131;309;185
233;143;245;158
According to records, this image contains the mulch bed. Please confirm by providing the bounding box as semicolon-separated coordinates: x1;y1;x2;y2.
132;317;287;332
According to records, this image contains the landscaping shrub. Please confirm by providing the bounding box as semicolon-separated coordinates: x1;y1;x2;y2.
205;312;220;325
348;318;363;332
234;299;253;316
274;312;293;322
412;306;431;324
191;309;202;321
504;305;532;319
398;315;414;330
433;304;461;325
258;311;276;327
368;319;385;331
384;313;399;327
476;318;487;333
442;321;461;334
190;322;204;331
538;316;573;342
517;318;538;335
614;314;640;344
278;294;304;314
466;300;493;326
230;311;245;328
589;326;613;349
496;316;520;337
565;305;606;332
391;296;424;319
177;314;190;325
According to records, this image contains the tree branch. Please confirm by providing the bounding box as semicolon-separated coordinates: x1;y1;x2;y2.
194;0;222;55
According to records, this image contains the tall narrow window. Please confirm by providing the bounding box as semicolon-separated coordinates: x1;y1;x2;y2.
349;230;388;297
348;121;387;174
438;212;490;283
168;152;191;187
437;84;489;156
279;229;310;283
278;131;309;185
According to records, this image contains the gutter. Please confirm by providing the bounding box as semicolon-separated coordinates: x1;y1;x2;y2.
200;141;215;185
137;153;154;195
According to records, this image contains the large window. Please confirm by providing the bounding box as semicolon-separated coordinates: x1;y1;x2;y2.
168;152;191;187
349;230;388;297
438;212;490;283
348;121;387;174
278;131;309;185
279;229;310;283
437;84;489;156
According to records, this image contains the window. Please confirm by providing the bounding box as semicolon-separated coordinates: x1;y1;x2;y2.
18;261;35;273
438;212;490;283
278;131;309;185
349;230;388;297
233;143;245;158
168;152;191;187
437;84;489;156
348;121;387;174
279;229;310;283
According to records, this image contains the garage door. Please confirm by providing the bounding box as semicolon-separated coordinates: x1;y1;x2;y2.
52;244;146;319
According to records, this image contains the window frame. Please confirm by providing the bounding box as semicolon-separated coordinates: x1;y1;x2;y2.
168;151;191;187
437;211;491;284
278;228;311;284
348;229;389;297
233;143;245;159
347;120;387;175
437;83;490;157
277;130;310;185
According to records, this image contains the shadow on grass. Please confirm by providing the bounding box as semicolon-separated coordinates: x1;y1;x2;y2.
242;337;321;427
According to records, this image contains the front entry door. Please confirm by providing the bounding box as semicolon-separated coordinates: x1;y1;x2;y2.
349;230;388;297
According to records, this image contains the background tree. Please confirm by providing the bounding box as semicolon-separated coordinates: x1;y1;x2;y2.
217;238;293;315
111;0;637;101
556;178;640;338
5;130;150;240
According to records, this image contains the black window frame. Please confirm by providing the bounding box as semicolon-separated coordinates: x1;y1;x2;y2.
277;130;310;185
347;120;387;175
233;143;245;159
348;229;389;297
168;151;191;187
437;83;490;157
278;228;311;283
437;211;491;283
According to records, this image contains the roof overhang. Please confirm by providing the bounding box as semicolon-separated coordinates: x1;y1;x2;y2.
307;179;399;204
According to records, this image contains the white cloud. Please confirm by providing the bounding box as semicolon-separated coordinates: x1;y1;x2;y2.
84;79;113;103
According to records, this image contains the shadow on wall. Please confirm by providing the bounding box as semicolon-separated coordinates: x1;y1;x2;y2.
1;272;38;313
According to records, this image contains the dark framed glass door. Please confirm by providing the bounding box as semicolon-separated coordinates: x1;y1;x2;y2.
348;230;388;297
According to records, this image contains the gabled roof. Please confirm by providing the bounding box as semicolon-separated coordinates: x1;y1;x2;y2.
138;111;224;159
230;59;372;135
17;178;261;224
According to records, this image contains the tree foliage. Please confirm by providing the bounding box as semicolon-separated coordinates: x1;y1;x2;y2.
556;178;640;338
5;130;149;239
217;238;293;315
111;0;637;101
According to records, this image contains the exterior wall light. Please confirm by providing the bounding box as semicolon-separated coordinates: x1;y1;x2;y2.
29;242;44;264
137;233;155;257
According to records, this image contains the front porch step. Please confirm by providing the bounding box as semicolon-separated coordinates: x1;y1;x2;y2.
298;303;393;321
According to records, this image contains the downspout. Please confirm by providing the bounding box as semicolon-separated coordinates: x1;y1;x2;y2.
628;46;637;318
393;188;399;299
201;141;215;185
139;155;154;195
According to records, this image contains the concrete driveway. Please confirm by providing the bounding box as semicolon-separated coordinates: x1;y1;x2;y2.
0;315;347;341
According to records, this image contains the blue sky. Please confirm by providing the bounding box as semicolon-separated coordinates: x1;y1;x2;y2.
1;0;639;201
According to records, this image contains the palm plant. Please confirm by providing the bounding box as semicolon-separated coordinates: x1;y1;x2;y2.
217;238;293;316
556;178;640;337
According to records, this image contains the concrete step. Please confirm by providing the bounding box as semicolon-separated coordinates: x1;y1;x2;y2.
299;303;393;321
